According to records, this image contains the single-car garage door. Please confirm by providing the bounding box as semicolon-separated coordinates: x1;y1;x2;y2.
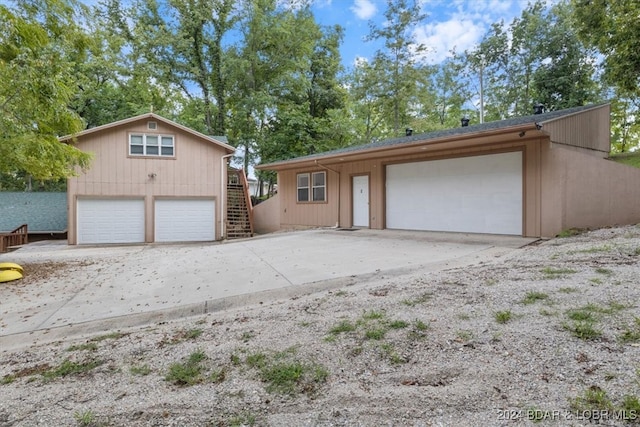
77;198;145;244
386;151;522;235
154;199;215;242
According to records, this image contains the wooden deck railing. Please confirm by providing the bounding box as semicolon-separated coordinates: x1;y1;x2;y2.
0;224;28;253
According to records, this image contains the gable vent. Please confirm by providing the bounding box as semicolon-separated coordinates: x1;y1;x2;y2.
148;121;157;130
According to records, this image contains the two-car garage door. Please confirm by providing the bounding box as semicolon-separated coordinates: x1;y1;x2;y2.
386;152;522;235
77;198;215;244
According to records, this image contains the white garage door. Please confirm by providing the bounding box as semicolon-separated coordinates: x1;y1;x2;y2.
386;152;522;235
77;198;145;244
154;199;215;242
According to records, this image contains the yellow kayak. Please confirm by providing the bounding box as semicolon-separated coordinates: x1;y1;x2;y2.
0;269;23;283
0;262;24;274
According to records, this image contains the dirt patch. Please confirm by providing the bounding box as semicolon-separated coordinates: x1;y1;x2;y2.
1;226;640;426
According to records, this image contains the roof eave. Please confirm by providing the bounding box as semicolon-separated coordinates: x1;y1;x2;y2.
256;122;541;171
59;113;235;153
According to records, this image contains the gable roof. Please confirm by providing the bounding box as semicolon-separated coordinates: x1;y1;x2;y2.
59;113;235;153
257;104;608;170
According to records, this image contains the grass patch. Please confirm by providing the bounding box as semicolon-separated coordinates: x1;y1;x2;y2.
556;228;584;238
401;292;432;306
328;320;356;335
228;412;257;427
456;330;473;342
165;350;207;386
163;328;204;345
619;317;640;343
564;321;602;340
388;320;409;329
361;310;385;320
570;386;614;412
380;343;405;365
494;310;513;324
571;245;612;254
364;327;387;340
246;351;328;395
240;331;254;342
522;291;549;305
621;395;640;419
73;410;96;426
558;287;578;293
408;319;429;340
209;368;226;384
42;359;104;381
90;332;127;342
595;267;614;275
564;302;629;341
541;267;577;278
130;365;151;376
67;343;98;352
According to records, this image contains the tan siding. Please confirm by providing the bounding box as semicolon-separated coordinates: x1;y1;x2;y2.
274;140;544;236
543;104;610;153
67;117;228;244
540;144;640;237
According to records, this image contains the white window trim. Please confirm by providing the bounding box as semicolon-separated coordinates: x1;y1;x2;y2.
129;133;175;157
297;171;326;202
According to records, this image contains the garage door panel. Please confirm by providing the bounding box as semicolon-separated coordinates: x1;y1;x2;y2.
77;199;145;244
155;199;215;242
386;152;522;235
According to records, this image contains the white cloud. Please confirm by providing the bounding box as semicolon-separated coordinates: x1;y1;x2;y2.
350;0;377;20
414;18;485;63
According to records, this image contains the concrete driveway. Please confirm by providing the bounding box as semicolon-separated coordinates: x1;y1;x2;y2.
0;229;537;349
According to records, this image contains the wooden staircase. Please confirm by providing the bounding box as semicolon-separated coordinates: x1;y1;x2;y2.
226;168;254;240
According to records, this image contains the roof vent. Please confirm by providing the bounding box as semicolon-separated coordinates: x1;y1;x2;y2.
533;104;545;115
461;117;470;127
405;128;413;137
148;121;157;130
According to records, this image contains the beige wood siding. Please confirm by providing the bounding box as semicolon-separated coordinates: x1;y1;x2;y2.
68;118;227;243
273;139;544;237
540;143;640;237
543;104;610;153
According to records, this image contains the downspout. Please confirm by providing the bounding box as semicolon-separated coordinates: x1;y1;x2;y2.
221;153;234;239
315;160;341;228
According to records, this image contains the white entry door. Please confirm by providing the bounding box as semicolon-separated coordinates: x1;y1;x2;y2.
352;175;369;227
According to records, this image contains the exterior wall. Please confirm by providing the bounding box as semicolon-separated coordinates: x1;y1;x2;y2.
253;193;281;234
277;167;340;228
273;139;545;237
543;104;610;153
540;143;640;237
67;118;228;243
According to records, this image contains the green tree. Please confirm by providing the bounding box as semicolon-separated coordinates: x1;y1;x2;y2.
0;1;91;183
467;1;599;119
120;0;238;135
365;0;428;137
572;0;640;97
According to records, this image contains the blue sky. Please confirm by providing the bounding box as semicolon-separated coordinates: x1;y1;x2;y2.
0;0;532;67
310;0;531;67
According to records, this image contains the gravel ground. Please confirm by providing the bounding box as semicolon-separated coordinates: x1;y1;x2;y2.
1;226;640;427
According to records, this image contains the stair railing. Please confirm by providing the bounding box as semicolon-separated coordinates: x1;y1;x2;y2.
0;224;28;253
237;168;254;236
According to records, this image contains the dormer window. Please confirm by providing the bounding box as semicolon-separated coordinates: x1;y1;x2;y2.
129;134;174;157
